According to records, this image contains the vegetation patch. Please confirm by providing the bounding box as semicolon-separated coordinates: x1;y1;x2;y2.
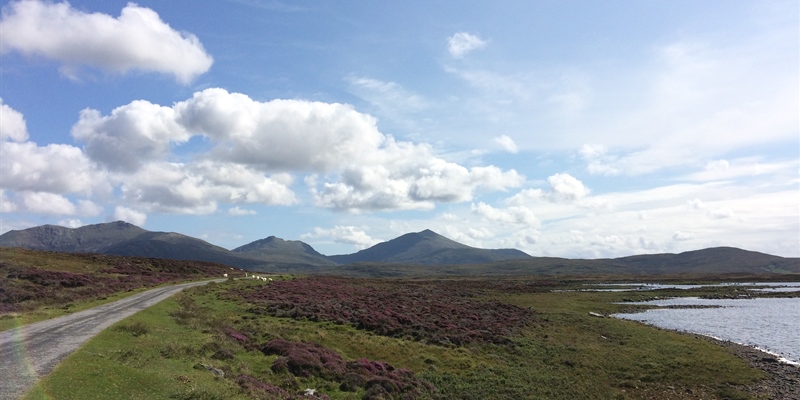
224;276;535;346
25;277;771;399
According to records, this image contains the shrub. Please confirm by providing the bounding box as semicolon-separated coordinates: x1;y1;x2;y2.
115;321;149;337
225;277;535;346
259;339;437;399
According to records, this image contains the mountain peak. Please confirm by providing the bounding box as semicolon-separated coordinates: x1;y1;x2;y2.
329;229;531;265
231;236;334;266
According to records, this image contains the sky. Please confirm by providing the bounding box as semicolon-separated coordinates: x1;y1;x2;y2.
0;0;798;258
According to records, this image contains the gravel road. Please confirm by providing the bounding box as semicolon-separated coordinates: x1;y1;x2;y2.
0;279;223;399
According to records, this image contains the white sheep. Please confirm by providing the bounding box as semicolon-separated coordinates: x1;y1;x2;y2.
223;273;228;277
268;278;273;282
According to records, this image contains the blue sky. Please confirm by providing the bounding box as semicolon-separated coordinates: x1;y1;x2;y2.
1;0;798;258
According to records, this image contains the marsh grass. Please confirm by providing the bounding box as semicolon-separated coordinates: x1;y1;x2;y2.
24;278;763;399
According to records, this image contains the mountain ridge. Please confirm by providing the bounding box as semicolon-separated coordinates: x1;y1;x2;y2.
329;229;531;265
2;222;798;276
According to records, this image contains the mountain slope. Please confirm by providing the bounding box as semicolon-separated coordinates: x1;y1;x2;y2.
0;222;327;270
0;221;146;253
329;229;532;265
610;247;799;275
101;231;264;269
232;236;336;266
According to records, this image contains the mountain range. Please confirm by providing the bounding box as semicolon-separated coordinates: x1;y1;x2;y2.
1;221;798;276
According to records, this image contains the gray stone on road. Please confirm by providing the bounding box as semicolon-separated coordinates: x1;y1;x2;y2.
0;279;222;399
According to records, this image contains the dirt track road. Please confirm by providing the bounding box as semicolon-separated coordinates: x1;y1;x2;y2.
0;279;223;399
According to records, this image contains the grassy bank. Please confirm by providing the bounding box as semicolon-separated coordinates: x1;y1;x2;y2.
22;277;770;399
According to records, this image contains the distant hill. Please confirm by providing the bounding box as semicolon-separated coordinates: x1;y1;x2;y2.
328;247;800;277
0;221;146;253
328;229;532;265
232;236;336;266
3;223;799;277
0;222;318;270
609;247;799;275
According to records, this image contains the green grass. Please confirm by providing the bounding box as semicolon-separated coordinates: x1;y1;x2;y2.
23;279;765;399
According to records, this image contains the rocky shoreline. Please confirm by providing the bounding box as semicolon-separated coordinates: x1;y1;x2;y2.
693;334;800;399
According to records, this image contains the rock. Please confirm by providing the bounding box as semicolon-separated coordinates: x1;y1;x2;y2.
588;312;605;318
194;363;225;378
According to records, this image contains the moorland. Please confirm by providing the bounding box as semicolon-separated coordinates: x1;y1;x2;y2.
3;247;800;399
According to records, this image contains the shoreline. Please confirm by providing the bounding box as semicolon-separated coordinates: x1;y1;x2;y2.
689;333;800;399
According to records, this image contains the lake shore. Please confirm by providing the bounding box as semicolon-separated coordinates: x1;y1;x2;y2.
694;334;800;399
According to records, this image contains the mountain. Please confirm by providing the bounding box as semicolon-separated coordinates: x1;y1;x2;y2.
0;222;321;270
232;236;336;266
328;229;532;265
3;223;798;277
328;247;800;278
610;247;799;275
101;231;264;269
0;221;147;252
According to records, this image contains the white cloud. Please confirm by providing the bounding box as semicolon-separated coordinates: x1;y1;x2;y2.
0;190;17;212
311;156;524;212
303;226;379;250
21;192;77;215
547;173;590;201
682;158;798;182
471;202;539;226
493;135;518;153
228;206;256;216
70;88;522;213
0;141;107;195
57;218;83;228
174;88;385;172
347;76;428;114
0;1;213;83
114;206;147;226
118;161;296;214
447;32;488;58
672;231;695;241
71;101;190;172
0;98;28;142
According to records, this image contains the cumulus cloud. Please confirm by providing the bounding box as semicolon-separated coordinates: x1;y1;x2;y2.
71;101;190;172
0;1;213;83
70;88;522;213
311;157;524;212
0;141;108;195
0;98;28;142
114;206;146;226
118;161;296;214
4;88;523;219
547;173;590;201
173;88;385;172
447;32;488;58
21;192;76;215
493;135;518;153
303;226;379;249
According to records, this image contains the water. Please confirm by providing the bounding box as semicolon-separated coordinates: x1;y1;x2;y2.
612;297;800;365
585;281;800;292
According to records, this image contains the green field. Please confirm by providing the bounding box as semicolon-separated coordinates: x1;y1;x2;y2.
21;277;771;400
